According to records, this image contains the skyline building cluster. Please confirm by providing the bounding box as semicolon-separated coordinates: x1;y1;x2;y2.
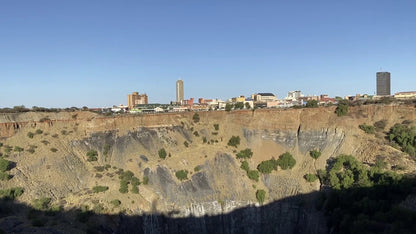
122;71;416;112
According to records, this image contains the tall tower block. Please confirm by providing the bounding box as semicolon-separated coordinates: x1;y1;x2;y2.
376;72;391;96
176;79;184;103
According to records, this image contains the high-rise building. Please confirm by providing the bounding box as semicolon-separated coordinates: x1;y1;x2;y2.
376;72;391;96
176;79;184;103
127;92;148;109
286;91;303;100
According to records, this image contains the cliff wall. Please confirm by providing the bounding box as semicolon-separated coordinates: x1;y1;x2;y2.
0;104;415;233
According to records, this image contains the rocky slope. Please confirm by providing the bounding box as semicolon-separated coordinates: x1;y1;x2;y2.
0;104;415;232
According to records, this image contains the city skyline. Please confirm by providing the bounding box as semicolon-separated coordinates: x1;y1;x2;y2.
1;1;415;108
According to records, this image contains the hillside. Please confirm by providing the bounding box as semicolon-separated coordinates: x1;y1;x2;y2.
0;104;415;233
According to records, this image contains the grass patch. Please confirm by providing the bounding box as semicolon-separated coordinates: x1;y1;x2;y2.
256;190;266;204
86;150;98;161
175;170;188;181
92;186;109;193
304;173;318;182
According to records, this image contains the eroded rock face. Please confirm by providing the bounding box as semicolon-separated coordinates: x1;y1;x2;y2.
145;154;251;208
297;128;345;155
263;174;303;201
243;127;345;155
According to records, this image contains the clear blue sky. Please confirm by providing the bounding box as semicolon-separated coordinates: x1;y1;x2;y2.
1;0;415;108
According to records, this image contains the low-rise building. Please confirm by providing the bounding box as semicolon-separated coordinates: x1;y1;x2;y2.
251;93;277;102
266;100;279;108
319;94;336;105
182;98;194;106
231;96;246;103
394;91;416;99
111;104;128;113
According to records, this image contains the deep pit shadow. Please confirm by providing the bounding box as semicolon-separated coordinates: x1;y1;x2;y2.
1;177;416;234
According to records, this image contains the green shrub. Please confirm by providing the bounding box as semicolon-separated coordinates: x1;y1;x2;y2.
27;148;35;154
202;137;207;143
131;186;139;194
184;141;189;147
393;164;407;171
0;172;10;181
158;148;167;159
4;145;12;154
317;169;327;183
374;120;387;131
310;150;321;160
35;129;43;134
0;187;23;200
0;142;2;147
92;186;109;193
131;176;141;186
326;154;376;189
27;132;35;138
14;146;24;152
236;148;253;159
32;197;51;210
359;123;375;134
304;173;318;182
103;144;111;156
119;170;134;181
240;161;250;172
143;176;149;185
194;165;201;172
374;157;387;170
92;204;105;214
306;100;318;108
225;103;233;112
50;148;58;152
119;180;128;193
0;158;10;172
257;159;277;174
192;113;200;123
227;136;241;148
277;152;296;170
335;100;349;116
175;170;188;181
110;199;121;206
213;124;219;131
256;190;266;204
247;170;259;182
86;150;98;161
51;134;58;138
319;153;416;233
193;131;199;137
388;123;416;156
405;145;416;157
